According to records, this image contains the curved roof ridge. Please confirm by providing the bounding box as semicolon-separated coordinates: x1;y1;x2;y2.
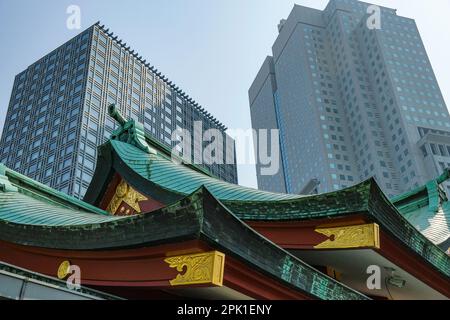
391;168;450;204
110;139;303;202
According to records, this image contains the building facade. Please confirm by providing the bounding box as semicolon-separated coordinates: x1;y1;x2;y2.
0;23;237;199
249;0;450;197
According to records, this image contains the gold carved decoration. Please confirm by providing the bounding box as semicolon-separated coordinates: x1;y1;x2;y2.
106;180;148;215
57;260;71;280
165;251;225;287
314;223;380;250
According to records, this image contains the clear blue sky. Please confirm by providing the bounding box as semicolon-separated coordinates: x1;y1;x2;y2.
0;0;449;188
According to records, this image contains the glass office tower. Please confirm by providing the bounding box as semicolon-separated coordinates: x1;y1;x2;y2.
0;23;237;199
249;0;450;197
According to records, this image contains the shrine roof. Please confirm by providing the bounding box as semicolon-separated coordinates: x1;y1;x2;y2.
0;169;367;299
391;169;450;247
0;163;122;226
82;105;450;279
1;104;450;297
110;139;300;202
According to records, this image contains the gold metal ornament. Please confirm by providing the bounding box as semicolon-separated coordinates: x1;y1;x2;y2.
314;223;380;249
165;251;225;286
57;260;71;280
106;180;148;214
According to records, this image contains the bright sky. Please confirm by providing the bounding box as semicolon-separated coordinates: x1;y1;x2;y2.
0;0;449;188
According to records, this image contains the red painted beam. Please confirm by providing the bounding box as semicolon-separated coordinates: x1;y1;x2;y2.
224;257;312;300
247;216;367;249
0;239;314;300
246;220;450;298
0;240;205;287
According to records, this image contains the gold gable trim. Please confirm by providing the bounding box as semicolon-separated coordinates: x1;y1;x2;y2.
165;251;225;287
106;180;148;215
314;223;380;250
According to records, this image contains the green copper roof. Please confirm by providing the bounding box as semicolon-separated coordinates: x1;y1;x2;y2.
0;191;123;226
0;163;123;226
402;202;450;246
110;139;300;202
0;170;367;299
391;169;450;205
392;170;450;247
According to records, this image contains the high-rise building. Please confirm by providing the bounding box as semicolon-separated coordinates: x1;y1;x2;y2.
249;0;450;197
0;22;237;199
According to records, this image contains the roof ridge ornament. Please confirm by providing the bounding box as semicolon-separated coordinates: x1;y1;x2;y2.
426;168;450;212
108;104;155;154
0;164;18;192
437;168;450;185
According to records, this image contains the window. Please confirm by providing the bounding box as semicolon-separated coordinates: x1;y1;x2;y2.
74;83;83;93
93;85;102;96
82;172;91;184
421;146;427;157
430;144;438;155
111;64;119;74
67;132;76;141
61;172;71;183
84;158;95;170
94;74;103;85
31;152;39;161
63;159;72;169
45;168;53;177
87;133;97;144
85;145;96;157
